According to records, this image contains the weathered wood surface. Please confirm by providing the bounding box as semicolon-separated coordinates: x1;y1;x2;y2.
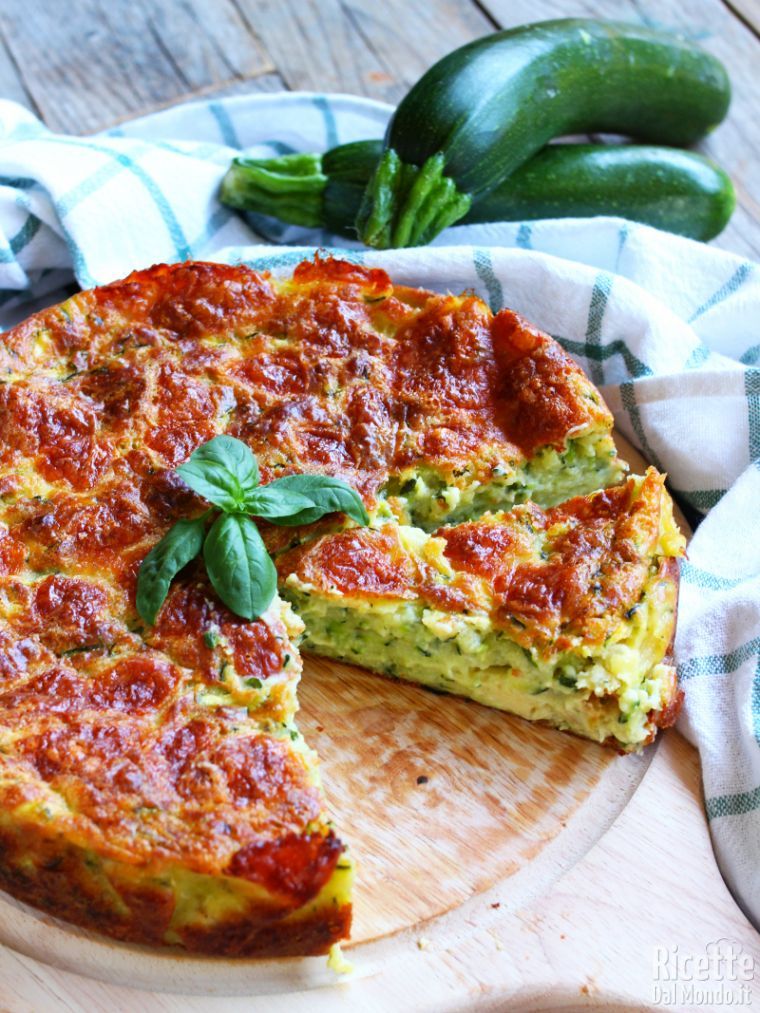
0;0;757;257
0;650;649;996
0;0;277;130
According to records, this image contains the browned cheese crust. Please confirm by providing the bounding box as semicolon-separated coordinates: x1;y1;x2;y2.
0;256;649;953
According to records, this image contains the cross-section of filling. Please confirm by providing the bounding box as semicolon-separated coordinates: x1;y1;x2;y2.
278;471;685;751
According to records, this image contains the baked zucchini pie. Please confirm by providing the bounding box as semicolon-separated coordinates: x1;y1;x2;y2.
0;257;682;956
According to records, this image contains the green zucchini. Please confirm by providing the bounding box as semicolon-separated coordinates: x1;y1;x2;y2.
354;18;731;248
468;144;735;240
220;140;735;242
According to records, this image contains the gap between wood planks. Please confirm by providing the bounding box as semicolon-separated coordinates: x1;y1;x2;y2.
722;0;760;38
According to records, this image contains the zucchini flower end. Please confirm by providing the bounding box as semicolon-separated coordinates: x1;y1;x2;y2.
355;150;472;249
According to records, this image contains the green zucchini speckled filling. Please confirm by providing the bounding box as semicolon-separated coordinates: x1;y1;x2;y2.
380;432;623;530
283;561;677;750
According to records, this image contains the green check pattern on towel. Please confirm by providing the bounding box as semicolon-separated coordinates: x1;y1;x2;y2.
0;93;758;926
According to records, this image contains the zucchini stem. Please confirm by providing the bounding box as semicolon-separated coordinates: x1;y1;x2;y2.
220;154;328;228
356;150;472;248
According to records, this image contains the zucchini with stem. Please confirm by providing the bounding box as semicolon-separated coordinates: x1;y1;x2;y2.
220;140;735;243
352;18;731;248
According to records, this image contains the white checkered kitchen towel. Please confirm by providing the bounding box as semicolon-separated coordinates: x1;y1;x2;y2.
0;93;758;926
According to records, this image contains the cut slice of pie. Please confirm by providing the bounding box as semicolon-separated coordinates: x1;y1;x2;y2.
0;256;679;956
0;566;353;955
278;470;685;751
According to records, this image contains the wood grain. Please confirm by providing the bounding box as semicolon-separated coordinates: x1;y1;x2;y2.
0;0;275;133
298;656;636;945
0;652;648;995
480;0;760;260
232;0;493;103
0;31;37;113
0;732;758;1011
102;72;290;132
0;4;756;1007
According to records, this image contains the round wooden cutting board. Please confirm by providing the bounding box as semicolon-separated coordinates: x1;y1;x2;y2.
0;436;691;998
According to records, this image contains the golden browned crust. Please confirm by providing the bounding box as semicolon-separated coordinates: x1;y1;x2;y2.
279;470;684;754
178;904;353;958
0;821;350;956
650;555;684;732
0;257;613;511
0;256;632;953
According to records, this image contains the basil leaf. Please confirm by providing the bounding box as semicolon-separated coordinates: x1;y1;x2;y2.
177;435;259;512
203;513;276;620
136;517;206;625
244;484;315;519
261;474;369;527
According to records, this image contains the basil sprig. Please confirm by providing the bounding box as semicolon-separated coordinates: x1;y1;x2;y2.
136;517;206;626
203;513;277;621
137;435;368;624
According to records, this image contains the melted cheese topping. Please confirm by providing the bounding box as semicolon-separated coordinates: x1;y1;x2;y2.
0;257;632;952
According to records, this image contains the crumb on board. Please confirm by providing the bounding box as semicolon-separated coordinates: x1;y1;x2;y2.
327;943;354;975
417;937;431;950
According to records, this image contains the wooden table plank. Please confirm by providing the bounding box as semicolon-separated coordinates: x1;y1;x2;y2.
0;0;276;133
0;31;38;114
102;71;290;131
233;0;494;104
725;0;760;34
480;0;760;260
